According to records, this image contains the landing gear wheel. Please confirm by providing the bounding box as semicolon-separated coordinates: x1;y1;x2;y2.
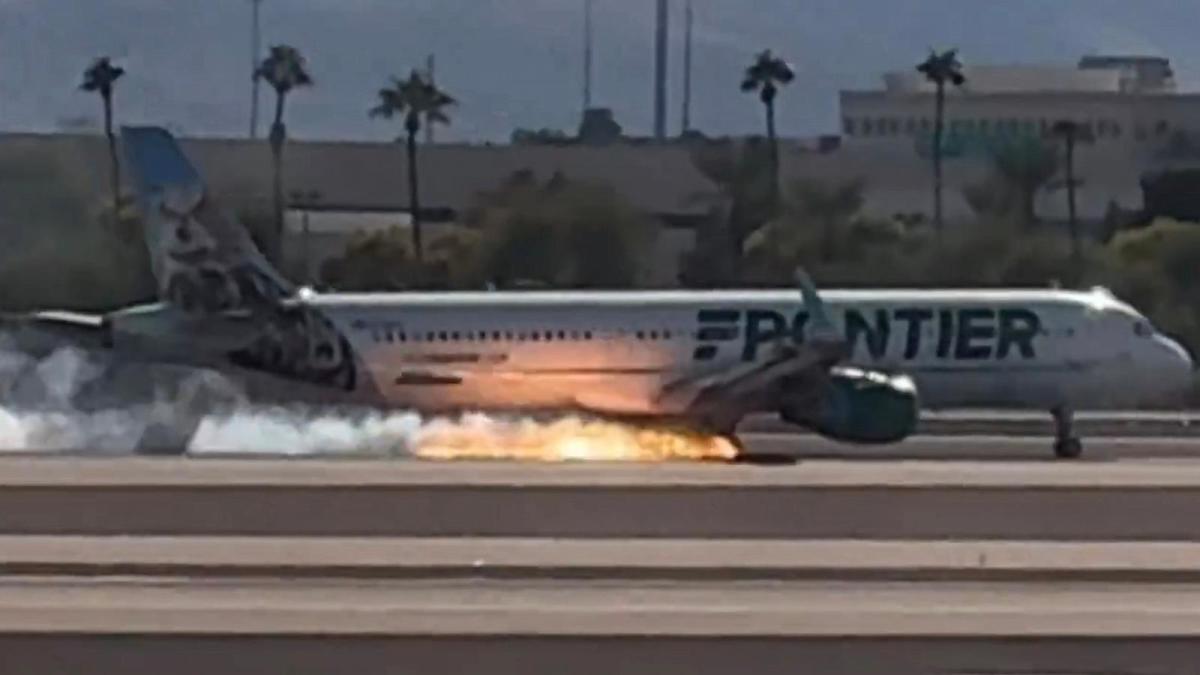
1053;437;1083;460
1051;405;1082;460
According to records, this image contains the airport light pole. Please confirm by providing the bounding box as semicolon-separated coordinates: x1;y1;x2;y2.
249;0;263;139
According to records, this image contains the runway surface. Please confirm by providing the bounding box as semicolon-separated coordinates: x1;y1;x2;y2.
4;573;1200;673
3;430;1200;673
7;445;1200;539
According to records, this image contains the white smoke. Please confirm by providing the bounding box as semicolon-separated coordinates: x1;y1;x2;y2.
0;333;737;461
0;332;425;456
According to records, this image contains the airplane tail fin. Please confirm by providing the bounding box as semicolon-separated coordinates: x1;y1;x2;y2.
121;126;294;314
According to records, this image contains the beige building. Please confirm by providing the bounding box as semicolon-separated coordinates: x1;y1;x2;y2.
834;55;1200;223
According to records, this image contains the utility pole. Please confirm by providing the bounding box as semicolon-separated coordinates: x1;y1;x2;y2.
249;0;263;139
583;0;594;113
681;0;693;134
653;0;668;139
425;54;436;144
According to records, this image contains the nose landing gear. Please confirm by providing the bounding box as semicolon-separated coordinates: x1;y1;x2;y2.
1052;406;1083;459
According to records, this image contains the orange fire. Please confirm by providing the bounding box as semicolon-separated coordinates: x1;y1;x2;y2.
412;414;740;462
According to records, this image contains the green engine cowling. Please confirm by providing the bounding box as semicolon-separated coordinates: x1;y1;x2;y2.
780;367;919;444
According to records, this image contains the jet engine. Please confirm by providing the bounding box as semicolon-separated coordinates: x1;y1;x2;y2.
779;366;919;444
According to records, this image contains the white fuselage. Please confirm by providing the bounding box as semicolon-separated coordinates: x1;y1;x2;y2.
307;287;1194;417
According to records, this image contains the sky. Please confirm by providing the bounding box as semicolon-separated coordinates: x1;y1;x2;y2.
1;0;1198;143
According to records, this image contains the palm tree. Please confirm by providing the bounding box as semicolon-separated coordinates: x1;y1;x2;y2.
80;57;126;217
740;50;795;209
256;45;313;263
1051;120;1095;271
916;49;967;237
370;70;455;264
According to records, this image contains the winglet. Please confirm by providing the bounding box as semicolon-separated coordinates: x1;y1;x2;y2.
795;268;837;338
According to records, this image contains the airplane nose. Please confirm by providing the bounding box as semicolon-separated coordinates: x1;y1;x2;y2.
1150;335;1195;401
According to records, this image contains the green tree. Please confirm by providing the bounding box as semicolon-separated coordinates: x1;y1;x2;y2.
467;172;653;288
320;227;418;292
740;50;794;209
370;70;456;264
256;45;313;263
1051;119;1096;272
789;178;866;263
682;139;774;286
916;49;967;237
968;139;1060;227
79;57;126;218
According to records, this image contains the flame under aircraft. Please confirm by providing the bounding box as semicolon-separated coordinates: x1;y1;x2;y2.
6;127;1194;458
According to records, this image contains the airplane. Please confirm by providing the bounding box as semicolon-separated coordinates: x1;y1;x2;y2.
3;126;1194;459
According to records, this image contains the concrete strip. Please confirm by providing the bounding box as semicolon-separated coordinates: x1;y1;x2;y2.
8;458;1200;538
5;537;1200;582
4;578;1200;637
0;635;1197;675
8;455;1200;487
739;410;1200;437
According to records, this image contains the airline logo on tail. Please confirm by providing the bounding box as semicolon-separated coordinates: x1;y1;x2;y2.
121;126;360;392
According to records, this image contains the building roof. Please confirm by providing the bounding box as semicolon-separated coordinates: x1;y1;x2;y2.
883;66;1125;95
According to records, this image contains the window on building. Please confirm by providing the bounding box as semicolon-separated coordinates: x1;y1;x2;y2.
843;117;856;136
862;119;873;136
904;118;916;135
1112;123;1123;139
584;331;594;341
1157;120;1170;136
920;118;932;132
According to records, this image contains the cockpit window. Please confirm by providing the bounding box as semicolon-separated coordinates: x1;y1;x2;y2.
1134;321;1154;338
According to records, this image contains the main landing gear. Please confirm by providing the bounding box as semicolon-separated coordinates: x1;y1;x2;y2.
1051;406;1083;459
